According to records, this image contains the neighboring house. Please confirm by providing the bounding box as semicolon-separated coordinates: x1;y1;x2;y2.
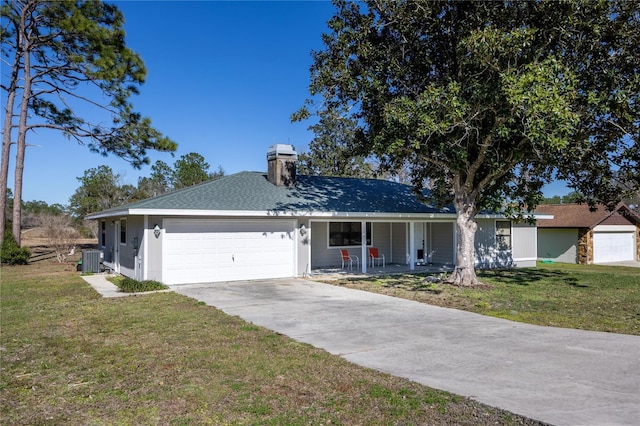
87;144;540;285
535;203;640;264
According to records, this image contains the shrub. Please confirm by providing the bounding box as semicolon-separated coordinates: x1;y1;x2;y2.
116;277;168;293
1;231;31;265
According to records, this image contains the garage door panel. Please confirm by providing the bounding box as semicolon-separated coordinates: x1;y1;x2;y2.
163;219;295;284
593;232;634;263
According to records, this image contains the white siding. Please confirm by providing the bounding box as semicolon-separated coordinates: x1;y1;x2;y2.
298;218;311;276
537;228;578;264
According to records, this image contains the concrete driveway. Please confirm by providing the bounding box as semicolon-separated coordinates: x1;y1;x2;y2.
174;279;640;426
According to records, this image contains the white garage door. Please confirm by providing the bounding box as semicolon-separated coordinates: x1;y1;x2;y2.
163;219;296;284
593;232;635;263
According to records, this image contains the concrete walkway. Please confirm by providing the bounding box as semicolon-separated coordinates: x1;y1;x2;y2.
81;274;131;298
81;274;172;298
173;279;640;426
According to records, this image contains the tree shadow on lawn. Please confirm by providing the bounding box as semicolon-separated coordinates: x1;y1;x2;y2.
478;268;585;287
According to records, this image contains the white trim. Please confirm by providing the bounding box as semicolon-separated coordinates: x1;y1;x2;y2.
143;215;149;281
361;221;367;273
513;257;538;262
409;222;415;270
593;225;636;232
88;208;545;221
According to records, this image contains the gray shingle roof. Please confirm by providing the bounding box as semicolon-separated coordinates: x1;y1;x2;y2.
88;171;453;217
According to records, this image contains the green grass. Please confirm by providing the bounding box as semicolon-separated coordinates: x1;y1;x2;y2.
1;261;543;425
329;262;640;335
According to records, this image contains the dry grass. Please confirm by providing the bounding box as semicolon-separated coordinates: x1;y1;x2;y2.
0;259;546;425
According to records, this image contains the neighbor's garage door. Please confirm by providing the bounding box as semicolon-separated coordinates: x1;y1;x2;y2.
593;231;635;263
163;219;296;284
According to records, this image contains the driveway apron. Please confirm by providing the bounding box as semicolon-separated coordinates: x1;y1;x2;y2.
173;279;640;426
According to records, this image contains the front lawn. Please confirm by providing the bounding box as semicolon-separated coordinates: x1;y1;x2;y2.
325;262;640;335
1;261;543;425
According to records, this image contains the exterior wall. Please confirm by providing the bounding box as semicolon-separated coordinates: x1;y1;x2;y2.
537;228;578;264
310;222;333;268
430;222;454;265
577;228;593;264
512;222;537;267
371;222;391;264
636;226;640;261
297;218;311;276
119;215;143;279
637;226;640;261
309;221;392;268
146;215;164;282
391;222;407;264
99;219;115;263
474;219;496;267
98;215;142;278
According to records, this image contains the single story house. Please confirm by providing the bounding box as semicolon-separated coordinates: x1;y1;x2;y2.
535;203;640;264
86;144;541;285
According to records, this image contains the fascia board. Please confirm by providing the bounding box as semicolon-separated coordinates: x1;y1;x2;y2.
88;208;460;220
86;208;551;221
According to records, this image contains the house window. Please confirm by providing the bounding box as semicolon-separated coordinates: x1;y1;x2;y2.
100;221;106;247
120;219;127;245
329;222;371;247
496;220;511;250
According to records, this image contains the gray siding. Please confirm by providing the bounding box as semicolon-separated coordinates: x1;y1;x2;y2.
118;216;144;279
391;222;407;264
537;228;578;264
310;221;392;269
371;222;391;265
430;222;454;265
310;222;334;268
475;219;496;267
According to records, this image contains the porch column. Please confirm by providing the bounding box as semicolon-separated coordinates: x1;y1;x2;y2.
361;221;367;273
409;221;415;271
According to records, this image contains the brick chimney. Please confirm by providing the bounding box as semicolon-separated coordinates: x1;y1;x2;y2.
267;144;297;187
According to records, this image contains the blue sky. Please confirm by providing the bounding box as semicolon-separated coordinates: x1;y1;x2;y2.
8;0;568;206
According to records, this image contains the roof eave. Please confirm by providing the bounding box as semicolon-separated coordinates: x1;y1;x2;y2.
85;208;547;221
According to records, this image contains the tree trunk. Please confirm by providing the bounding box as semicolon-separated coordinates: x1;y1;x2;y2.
0;94;14;244
447;190;482;286
12;8;32;247
0;5;25;244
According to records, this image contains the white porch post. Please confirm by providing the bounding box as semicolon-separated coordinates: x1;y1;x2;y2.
142;215;148;281
361;221;367;273
409;221;415;271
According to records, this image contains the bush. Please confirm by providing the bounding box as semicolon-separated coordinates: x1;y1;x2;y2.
114;277;168;293
1;231;31;265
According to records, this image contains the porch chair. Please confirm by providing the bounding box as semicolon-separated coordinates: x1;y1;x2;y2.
368;247;385;268
340;249;359;270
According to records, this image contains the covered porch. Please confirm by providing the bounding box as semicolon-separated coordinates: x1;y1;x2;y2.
305;219;457;275
309;262;454;280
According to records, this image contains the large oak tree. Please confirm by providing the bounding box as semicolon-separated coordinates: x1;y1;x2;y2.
1;0;176;245
296;0;639;286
